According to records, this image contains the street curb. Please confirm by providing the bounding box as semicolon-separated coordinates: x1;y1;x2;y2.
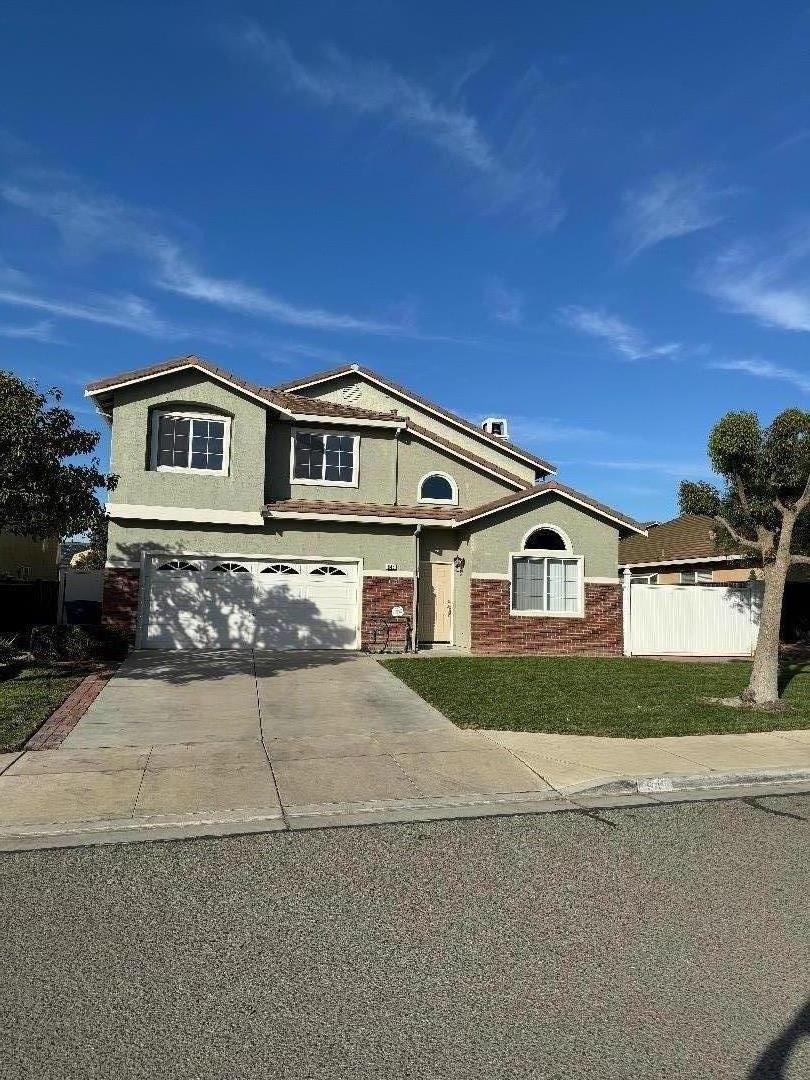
1;772;810;851
572;766;810;797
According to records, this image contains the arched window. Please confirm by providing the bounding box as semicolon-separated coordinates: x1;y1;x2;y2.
310;565;347;576
523;527;569;551
156;559;200;573
210;561;249;574
512;525;581;616
261;563;299;575
418;473;457;504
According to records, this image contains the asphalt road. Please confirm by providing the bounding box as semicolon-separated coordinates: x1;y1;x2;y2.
2;795;809;1080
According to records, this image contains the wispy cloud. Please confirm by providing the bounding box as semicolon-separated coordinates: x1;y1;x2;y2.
560;306;680;361
618;169;729;259
0;317;65;343
699;226;810;332
484;277;524;325
508;416;610;444
0;287;173;336
710;357;810;394
233;27;563;230
1;180;415;336
586;458;710;478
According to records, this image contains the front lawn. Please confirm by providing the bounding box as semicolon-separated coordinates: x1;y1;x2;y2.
382;656;810;738
0;665;87;752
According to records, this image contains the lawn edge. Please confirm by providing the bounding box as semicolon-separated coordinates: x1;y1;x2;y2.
23;665;119;751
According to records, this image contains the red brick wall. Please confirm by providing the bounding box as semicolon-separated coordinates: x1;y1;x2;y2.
362;575;414;651
471;579;622;656
102;567;140;640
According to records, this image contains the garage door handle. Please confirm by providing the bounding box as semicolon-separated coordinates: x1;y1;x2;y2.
447;602;452;616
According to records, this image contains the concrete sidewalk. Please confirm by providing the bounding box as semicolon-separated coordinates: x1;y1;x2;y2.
0;649;809;849
1;725;809;849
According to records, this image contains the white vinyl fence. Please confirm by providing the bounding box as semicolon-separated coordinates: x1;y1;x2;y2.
624;581;763;657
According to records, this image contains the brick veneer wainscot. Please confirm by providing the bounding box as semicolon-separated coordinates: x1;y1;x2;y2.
362;575;414;651
471;579;622;656
102;567;140;639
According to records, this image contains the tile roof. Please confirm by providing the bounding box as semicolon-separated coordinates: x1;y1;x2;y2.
263;481;646;533
263;500;459;521
85;356;403;423
456;479;647;533
273;363;556;473
405;422;529;489
619;514;743;565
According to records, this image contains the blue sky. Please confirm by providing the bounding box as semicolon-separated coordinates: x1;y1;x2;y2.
2;1;810;522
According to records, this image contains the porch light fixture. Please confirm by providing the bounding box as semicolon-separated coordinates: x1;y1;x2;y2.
453;555;465;574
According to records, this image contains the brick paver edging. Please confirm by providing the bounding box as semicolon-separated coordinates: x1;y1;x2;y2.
25;666;118;751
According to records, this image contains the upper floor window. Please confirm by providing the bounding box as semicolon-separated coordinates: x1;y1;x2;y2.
291;429;359;486
151;411;230;475
418;472;457;505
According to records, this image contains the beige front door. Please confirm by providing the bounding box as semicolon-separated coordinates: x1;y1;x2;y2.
418;562;452;643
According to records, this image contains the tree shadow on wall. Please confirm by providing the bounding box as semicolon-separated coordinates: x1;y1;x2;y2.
114;542;359;685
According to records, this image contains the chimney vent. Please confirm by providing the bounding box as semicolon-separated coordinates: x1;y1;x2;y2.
482;417;508;439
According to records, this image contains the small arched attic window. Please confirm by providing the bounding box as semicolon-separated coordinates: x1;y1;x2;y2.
418;472;457;505
523;526;570;551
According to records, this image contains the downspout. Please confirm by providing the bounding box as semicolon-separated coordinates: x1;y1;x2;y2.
412;524;421;653
393;424;402;505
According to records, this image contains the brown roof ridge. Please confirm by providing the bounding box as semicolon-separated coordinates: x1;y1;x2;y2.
455;478;647;533
406;421;529;489
262;499;460;521
85;355;402;422
272;363;556;474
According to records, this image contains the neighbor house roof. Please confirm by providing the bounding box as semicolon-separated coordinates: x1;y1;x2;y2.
273;363;556;475
263;480;647;534
619;514;748;567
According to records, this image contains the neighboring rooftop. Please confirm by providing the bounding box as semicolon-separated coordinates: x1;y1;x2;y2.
619;514;747;566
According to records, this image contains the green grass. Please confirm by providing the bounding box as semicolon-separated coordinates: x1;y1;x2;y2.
0;665;87;753
382;656;810;738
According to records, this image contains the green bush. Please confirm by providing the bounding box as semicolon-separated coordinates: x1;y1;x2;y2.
29;624;129;663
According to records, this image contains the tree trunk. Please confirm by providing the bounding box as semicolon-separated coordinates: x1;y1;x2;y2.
743;522;793;705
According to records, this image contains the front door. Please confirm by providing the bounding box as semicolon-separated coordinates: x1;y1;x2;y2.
418;562;452;643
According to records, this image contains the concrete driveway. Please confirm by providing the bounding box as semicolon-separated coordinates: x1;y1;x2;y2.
0;651;552;835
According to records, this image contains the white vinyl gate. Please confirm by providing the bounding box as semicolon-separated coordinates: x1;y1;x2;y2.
625;582;762;656
140;556;360;650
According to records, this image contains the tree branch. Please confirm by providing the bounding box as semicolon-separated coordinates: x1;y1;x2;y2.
714;515;764;553
733;472;752;514
790;554;810;565
796;471;810;514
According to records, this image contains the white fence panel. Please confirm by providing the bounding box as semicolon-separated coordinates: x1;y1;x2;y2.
626;583;761;656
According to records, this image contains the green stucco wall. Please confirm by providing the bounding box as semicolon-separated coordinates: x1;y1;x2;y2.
266;422;399;504
295;374;539;485
109;371;266;512
464;494;620;579
107;519;418;575
395;432;514;508
0;533;58;580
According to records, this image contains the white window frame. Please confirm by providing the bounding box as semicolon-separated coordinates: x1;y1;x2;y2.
417;471;458;505
150;410;231;475
509;551;585;618
521;523;572;552
290;428;360;488
681;568;713;584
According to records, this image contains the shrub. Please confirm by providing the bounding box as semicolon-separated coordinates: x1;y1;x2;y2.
29;624;129;663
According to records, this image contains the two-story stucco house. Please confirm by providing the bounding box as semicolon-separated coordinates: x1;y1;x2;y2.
85;356;645;654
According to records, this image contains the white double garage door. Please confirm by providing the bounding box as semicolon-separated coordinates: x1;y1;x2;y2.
141;555;360;651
